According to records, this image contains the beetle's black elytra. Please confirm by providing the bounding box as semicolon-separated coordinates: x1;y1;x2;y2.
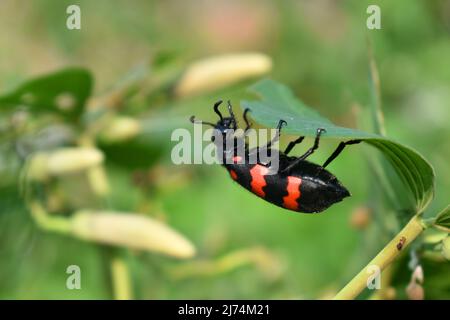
190;100;361;213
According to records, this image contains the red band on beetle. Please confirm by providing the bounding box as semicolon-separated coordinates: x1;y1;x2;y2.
283;176;302;210
250;165;269;197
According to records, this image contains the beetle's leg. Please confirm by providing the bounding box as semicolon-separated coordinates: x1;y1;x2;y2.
282;128;326;173
250;119;286;152
242;109;253;156
297;128;326;160
242;109;256;159
267;119;286;148
248;120;286;164
284;136;305;155
243;108;252;134
322;140;361;168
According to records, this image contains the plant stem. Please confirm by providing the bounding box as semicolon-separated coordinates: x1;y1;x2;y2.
110;255;133;300
333;216;425;300
29;201;71;234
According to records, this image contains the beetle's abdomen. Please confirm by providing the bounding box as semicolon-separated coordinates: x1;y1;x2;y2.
295;175;350;213
225;159;349;213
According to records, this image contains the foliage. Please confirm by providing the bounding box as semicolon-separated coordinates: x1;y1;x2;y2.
242;79;435;217
0;68;92;120
0;0;449;300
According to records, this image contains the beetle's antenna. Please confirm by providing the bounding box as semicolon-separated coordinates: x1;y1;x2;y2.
213;100;224;121
227;100;237;129
190;116;215;127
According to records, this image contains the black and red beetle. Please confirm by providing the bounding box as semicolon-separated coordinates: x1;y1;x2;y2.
190;100;360;213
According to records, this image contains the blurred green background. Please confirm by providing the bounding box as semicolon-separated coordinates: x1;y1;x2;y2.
0;0;449;299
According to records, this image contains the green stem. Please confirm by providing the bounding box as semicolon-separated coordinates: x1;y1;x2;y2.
333;216;425;300
110;255;133;300
29;201;71;234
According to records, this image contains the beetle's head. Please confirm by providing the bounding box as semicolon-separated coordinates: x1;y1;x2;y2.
190;100;237;141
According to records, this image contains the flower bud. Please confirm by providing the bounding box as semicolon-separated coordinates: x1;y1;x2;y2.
47;148;104;176
350;206;371;230
29;148;104;181
411;265;424;284
406;282;424;300
100;117;141;143
423;231;447;244
406;265;425;300
71;210;196;258
174;53;272;97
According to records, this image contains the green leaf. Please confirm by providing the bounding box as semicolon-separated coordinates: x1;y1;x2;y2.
100;136;165;169
434;205;450;232
0;68;93;120
241;79;435;216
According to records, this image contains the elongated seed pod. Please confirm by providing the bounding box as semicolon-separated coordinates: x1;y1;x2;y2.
175;53;272;97
71;210;196;258
28;147;104;181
